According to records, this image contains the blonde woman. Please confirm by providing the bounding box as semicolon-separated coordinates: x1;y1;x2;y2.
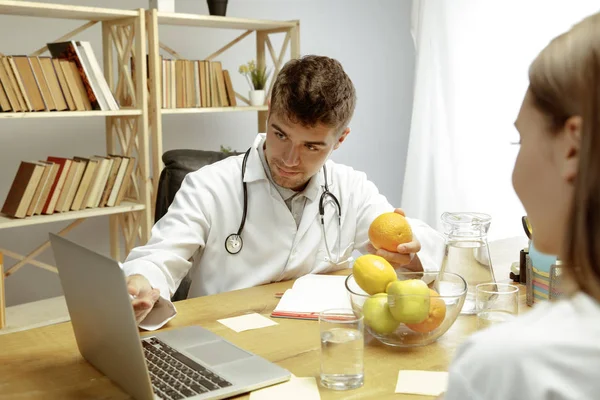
443;12;600;400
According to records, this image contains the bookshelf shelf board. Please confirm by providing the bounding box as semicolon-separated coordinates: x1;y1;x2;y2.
156;12;296;30
161;105;268;114
0;1;138;20
0;201;145;230
0;109;143;119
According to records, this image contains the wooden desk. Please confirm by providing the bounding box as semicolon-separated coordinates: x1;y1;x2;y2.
0;269;527;400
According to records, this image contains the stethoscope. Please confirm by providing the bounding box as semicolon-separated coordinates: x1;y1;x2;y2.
225;148;345;264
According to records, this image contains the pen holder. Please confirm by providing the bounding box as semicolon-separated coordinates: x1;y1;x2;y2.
526;256;564;306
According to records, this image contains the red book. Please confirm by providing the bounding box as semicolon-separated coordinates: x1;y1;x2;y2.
42;157;72;214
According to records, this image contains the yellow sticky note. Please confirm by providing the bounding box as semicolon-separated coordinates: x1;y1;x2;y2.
395;370;448;396
217;313;278;333
249;376;320;400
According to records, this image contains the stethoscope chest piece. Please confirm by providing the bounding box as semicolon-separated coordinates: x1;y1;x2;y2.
225;147;341;258
225;233;243;254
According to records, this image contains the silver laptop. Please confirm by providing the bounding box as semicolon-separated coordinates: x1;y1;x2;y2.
49;234;291;400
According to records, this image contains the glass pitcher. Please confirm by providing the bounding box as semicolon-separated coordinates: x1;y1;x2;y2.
440;212;496;314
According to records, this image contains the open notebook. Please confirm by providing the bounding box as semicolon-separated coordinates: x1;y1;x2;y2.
271;274;353;320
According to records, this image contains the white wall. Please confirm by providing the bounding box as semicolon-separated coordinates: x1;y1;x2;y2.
0;0;415;306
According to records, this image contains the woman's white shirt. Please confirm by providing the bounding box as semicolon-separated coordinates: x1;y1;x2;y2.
444;291;600;400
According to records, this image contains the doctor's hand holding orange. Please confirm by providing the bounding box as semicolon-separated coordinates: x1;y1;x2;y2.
366;208;424;272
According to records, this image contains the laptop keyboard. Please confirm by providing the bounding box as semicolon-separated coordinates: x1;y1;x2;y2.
142;337;232;400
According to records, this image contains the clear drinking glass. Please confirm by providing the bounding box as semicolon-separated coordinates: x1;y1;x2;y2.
440;212;496;314
476;283;519;330
319;308;364;391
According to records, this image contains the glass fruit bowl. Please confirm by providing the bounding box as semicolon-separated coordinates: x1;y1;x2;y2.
345;270;467;347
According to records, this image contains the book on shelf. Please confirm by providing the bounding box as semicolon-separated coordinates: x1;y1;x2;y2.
0;154;136;219
98;155;122;208
1;161;46;219
0;81;10;112
28;56;57;111
55;159;84;213
51;58;76;111
26;160;55;217
48;41;121;111
222;70;237;107
132;55;238;109
1;57;28;111
39;57;68;111
42;157;72;214
106;154;134;207
10;55;45;111
0;41;118;113
0;58;19;111
76;41;119;111
84;155;113;209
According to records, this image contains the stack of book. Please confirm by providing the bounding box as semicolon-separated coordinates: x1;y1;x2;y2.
1;155;135;219
159;58;237;109
0;41;118;112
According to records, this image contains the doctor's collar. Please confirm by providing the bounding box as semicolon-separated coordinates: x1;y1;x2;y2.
242;145;269;184
299;168;324;203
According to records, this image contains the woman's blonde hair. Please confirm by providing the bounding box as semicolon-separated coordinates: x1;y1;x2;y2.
528;12;600;301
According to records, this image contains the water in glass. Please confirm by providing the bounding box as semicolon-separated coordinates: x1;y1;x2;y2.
320;327;364;390
477;310;517;329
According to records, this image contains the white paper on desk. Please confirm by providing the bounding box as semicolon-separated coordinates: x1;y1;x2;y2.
217;313;278;332
272;274;352;314
395;370;449;396
249;376;320;400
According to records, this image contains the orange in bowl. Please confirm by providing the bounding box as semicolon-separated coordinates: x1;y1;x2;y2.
405;289;447;333
368;212;413;252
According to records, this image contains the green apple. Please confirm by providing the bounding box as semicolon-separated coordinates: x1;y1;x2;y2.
362;293;400;335
386;279;430;324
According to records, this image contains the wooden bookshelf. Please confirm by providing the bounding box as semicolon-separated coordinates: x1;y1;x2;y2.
0;109;142;119
0;1;152;328
154;12;297;30
146;9;301;200
0;1;138;20
0;2;151;250
0;201;145;230
0;1;301;330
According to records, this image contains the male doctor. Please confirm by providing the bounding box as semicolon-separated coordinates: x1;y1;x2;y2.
123;55;445;330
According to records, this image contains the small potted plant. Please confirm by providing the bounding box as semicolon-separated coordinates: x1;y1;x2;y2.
238;60;270;106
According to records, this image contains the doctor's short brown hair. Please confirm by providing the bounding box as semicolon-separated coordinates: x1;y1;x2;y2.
269;55;356;133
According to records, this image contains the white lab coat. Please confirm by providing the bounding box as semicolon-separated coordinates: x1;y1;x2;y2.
122;134;445;330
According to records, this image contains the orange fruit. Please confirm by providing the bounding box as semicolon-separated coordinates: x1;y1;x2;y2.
368;212;413;252
405;289;447;333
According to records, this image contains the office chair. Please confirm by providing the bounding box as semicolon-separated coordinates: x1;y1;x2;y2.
155;149;241;301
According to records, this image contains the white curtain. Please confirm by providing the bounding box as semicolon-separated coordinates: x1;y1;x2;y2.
403;0;600;241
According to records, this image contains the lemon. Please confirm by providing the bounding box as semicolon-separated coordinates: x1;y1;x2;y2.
352;254;397;295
